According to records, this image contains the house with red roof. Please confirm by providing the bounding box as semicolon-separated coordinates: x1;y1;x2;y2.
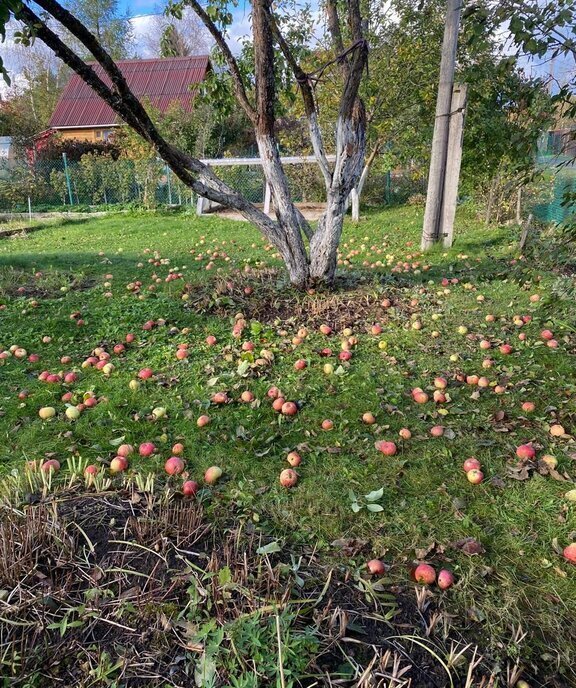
47;55;210;143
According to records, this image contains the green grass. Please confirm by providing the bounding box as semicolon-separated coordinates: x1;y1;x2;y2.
0;205;575;683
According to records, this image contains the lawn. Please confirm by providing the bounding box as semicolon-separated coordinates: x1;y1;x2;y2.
0;205;575;687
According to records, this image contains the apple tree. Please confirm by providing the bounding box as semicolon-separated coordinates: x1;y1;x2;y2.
1;0;368;289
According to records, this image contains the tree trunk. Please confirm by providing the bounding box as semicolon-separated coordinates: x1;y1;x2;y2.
309;192;346;283
351;141;381;222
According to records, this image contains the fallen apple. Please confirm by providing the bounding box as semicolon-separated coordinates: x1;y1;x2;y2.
563;543;576;564
414;563;436;585
367;559;386;575
516;444;536;460
205;465;223;484
41;459;60;473
139;442;156;457
287;451;302;467
466;468;484;484
280;468;298;487
110;456;128;473
165;456;185;475
182;480;199;497
375;440;397;456
39;406;56;420
463;457;481;473
197;415;211;427
437;569;455;590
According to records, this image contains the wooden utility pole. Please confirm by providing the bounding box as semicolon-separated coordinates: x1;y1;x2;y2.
441;82;467;248
421;0;462;250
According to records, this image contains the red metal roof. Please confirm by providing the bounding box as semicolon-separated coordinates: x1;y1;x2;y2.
49;55;210;128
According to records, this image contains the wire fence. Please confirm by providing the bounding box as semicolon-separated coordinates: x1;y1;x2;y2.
0;149;572;222
532;153;575;224
0;153;420;215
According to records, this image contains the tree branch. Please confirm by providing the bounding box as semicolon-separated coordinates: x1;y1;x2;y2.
268;16;332;187
183;0;256;123
325;0;345;57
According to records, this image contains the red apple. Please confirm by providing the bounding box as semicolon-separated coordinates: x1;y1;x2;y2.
84;464;99;476
165;456;184;475
172;442;184;455
521;401;535;413
437;569;455;590
367;559;386;575
463;457;481;472
375;440;397;456
279;468;298;487
563;543;576;564
138;367;153;380
205;335;217;346
41;459;60;473
212;391;229;404
466;469;484;484
434;377;447;389
362;412;376;425
282;401;298;416
272;397;286;412
182;480;199;497
540;329;554;341
430;425;444;437
205;465;223;484
139;442;156;457
197;414;211;427
240;390;255;403
287;451;301;467
110;456;128;473
399;428;412;440
294;359;307;370
414;563;436;585
267;386;281;399
499;344;513;355
516;444;535;460
321;419;334;431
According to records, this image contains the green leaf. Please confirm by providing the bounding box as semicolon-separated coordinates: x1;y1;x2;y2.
236;360;250;376
256;541;282;555
218;566;232;585
366;503;384;512
365;487;384;502
351;502;362;513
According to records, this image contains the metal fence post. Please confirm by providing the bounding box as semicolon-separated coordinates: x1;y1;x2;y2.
166;165;173;205
62;153;74;205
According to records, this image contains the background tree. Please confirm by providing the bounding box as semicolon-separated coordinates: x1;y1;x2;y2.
143;8;211;58
68;0;133;59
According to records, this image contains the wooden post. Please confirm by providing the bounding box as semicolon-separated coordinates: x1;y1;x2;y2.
516;186;522;225
196;195;205;216
351;188;359;222
519;213;533;251
263;182;272;214
421;0;462;250
441;83;467;248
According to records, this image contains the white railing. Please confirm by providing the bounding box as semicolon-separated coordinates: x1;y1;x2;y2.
196;155;337;215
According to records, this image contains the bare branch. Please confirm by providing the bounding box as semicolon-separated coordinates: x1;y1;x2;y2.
183;0;256;122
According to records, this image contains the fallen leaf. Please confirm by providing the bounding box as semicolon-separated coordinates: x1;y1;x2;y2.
452;537;485;556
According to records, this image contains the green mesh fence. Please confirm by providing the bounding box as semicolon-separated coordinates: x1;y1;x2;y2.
0;156;196;212
0;156;333;213
0;153;414;215
531;153;576;225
